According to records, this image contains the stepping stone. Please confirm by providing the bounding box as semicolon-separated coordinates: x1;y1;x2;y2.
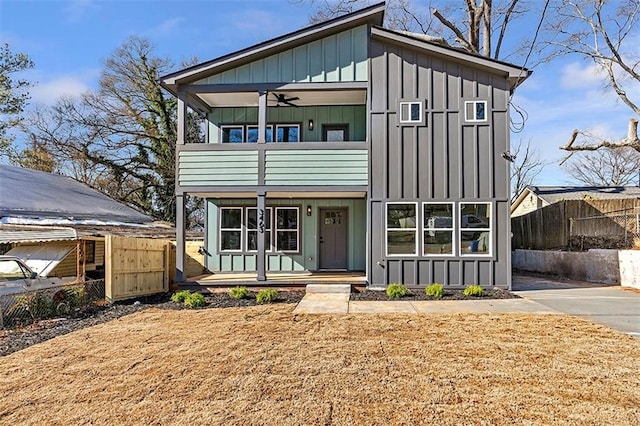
305;284;351;294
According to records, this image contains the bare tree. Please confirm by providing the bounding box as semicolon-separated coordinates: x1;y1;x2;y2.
563;146;640;187
552;1;640;160
27;36;204;222
296;0;544;61
510;138;545;201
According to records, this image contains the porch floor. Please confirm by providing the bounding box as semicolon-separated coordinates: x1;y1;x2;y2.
183;271;366;290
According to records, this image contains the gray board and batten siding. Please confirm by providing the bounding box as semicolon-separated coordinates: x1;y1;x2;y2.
367;29;518;289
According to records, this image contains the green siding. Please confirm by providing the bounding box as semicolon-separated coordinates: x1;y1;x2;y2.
197;26;368;85
178;151;258;186
265;150;368;185
208;105;366;143
206;198;366;272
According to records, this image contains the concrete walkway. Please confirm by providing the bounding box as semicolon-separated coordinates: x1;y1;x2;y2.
293;283;559;315
293;277;640;337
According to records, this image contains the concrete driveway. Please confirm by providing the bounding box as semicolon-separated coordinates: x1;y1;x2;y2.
513;274;640;337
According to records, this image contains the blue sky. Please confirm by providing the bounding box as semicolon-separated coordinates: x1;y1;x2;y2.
2;0;638;186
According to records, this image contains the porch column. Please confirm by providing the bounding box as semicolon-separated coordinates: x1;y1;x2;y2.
176;194;186;283
257;90;267;144
257;191;267;281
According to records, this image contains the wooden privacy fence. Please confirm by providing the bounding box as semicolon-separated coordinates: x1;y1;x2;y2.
105;236;170;302
512;199;640;250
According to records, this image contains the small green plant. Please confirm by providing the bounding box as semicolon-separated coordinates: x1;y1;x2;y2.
386;283;407;299
229;286;249;300
256;289;278;304
425;283;444;299
171;290;192;303
183;292;206;308
463;284;485;297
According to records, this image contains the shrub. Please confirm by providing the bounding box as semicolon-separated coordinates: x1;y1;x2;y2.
229;286;249;300
171;290;192;303
425;283;444;299
386;283;407;299
256;289;278;304
183;292;206;308
463;285;485;297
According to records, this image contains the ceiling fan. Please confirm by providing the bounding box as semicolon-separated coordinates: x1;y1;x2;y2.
273;93;300;107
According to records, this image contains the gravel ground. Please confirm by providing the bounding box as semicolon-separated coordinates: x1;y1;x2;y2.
0;290;305;357
351;287;519;301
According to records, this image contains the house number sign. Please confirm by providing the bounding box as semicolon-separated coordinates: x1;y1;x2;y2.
258;208;265;234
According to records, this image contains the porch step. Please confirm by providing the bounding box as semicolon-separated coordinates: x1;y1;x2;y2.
305;284;352;294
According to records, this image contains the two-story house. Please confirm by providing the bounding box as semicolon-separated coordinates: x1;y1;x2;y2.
161;2;529;289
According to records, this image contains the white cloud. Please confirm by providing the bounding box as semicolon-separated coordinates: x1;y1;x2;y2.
30;73;96;105
560;62;607;90
63;0;98;22
143;17;186;38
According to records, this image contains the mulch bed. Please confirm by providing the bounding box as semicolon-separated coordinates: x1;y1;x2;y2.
351;287;519;301
0;290;305;357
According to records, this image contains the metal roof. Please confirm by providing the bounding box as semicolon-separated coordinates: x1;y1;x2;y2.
0;165;152;224
0;225;77;243
528;186;640;204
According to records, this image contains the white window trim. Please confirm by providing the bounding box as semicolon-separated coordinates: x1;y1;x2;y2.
246;125;273;143
399;101;423;124
246;207;273;252
220;125;244;143
385;202;419;257
275;124;300;143
275;207;300;253
422;202;455;256
219;207;243;252
464;100;488;123
459;202;492;256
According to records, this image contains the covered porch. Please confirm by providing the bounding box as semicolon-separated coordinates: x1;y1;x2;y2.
182;271;366;290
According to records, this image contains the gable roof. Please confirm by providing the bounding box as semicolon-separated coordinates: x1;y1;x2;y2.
370;27;530;89
0;165;152;224
160;2;386;93
511;185;640;213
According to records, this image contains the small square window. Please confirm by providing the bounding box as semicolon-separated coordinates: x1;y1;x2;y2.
465;101;487;122
399;101;423;124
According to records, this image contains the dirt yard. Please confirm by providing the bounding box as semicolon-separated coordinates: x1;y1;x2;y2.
1;305;638;425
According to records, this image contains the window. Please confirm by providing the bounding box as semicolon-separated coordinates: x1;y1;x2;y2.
460;203;491;255
323;124;349;142
275;124;299;143
221;126;244;143
399;101;423;124
276;207;299;252
220;207;243;251
246;125;273;143
465;101;487;122
386;203;417;256
83;240;96;264
247;207;272;251
423;203;454;255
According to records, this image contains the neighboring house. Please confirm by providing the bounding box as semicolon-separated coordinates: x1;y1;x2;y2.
0;165;163;279
511;186;640;217
161;2;530;288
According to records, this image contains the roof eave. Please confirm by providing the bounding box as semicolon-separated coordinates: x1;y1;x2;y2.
160;2;386;89
371;27;531;90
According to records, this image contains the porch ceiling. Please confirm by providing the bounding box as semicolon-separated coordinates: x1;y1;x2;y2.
188;191;367;199
196;89;366;108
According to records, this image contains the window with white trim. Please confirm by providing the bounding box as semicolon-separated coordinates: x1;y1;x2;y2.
460;203;491;255
423;203;454;255
275;124;299;143
399;101;423;124
465;101;487;122
220;207;243;251
221;126;244;143
247;207;272;252
386;203;418;256
246;125;273;143
275;207;299;252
